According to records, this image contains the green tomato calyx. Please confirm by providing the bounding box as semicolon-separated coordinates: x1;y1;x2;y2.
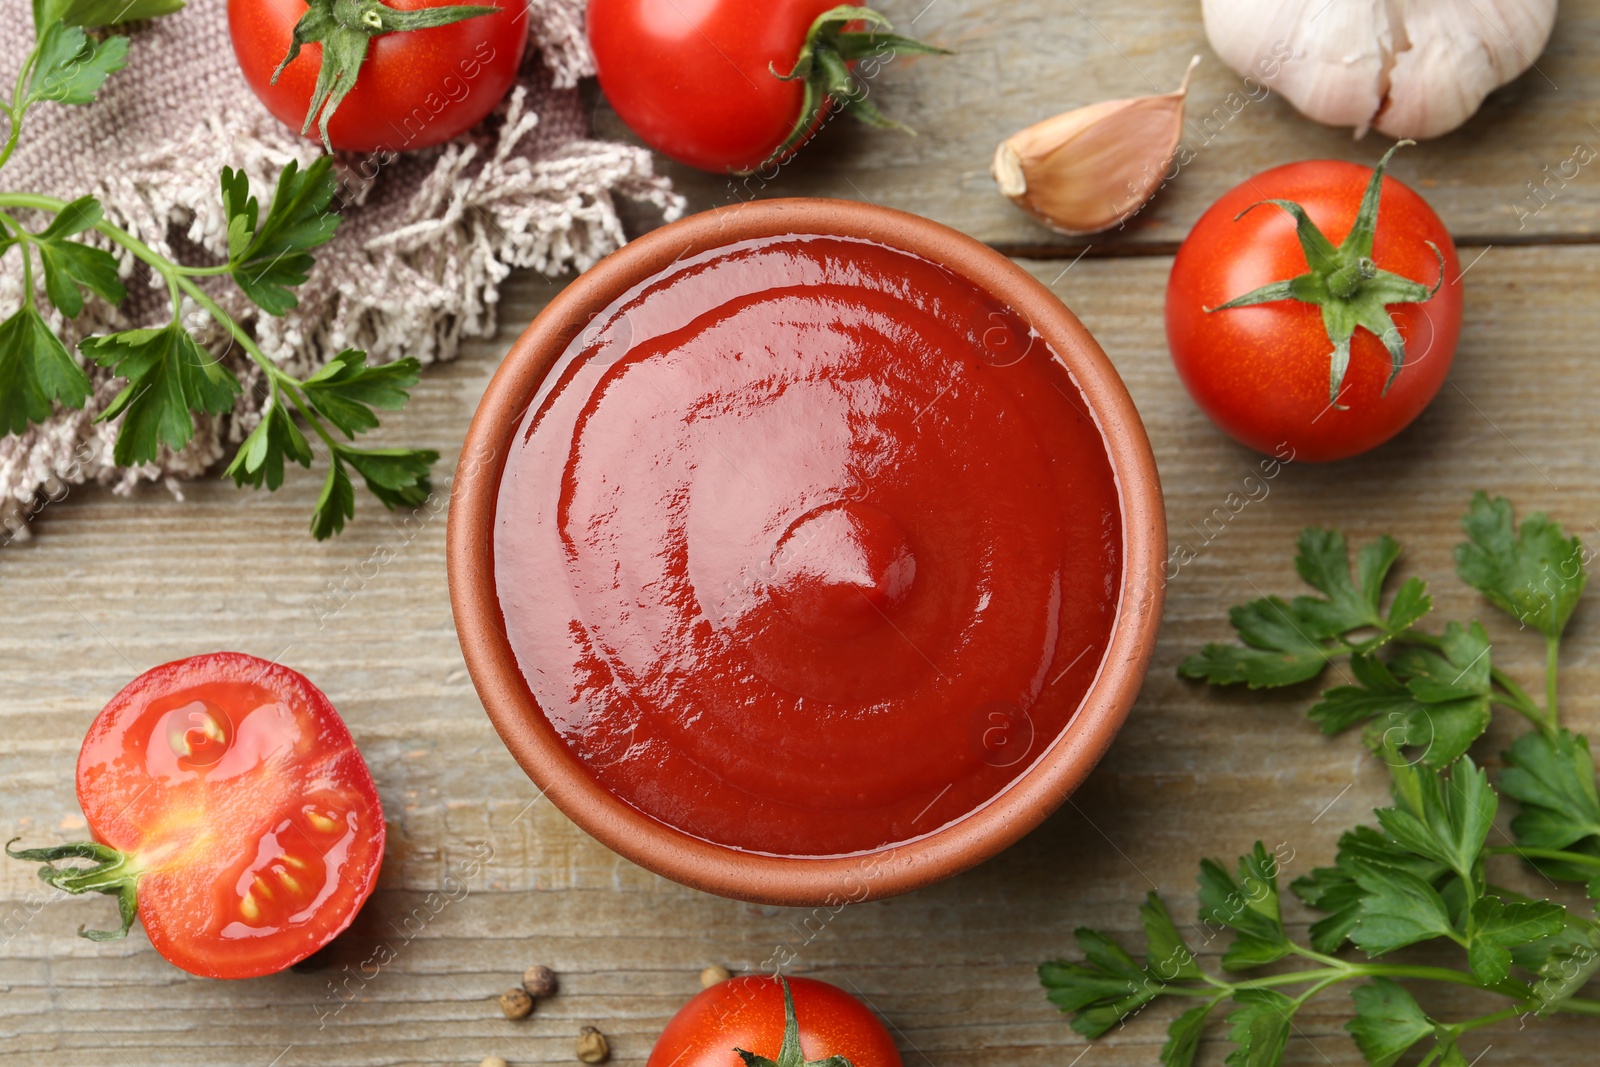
733;977;857;1067
270;0;500;152
762;5;951;175
1206;140;1446;407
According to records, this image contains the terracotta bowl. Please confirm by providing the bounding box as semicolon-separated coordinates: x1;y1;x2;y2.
447;198;1166;906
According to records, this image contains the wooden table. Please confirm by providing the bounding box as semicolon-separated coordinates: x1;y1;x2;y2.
5;2;1600;1064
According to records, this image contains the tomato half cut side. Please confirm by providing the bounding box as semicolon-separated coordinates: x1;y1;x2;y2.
9;652;385;979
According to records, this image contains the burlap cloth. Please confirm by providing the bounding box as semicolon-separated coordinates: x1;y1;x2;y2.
0;0;682;534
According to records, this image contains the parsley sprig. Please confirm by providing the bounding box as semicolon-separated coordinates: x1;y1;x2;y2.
0;0;437;538
1044;494;1600;1065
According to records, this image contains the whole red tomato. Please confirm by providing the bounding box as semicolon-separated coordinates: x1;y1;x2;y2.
229;0;527;154
8;653;385;979
588;1;944;174
648;976;902;1067
1166;148;1462;462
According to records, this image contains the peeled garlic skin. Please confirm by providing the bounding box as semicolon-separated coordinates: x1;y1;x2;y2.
1202;0;1556;140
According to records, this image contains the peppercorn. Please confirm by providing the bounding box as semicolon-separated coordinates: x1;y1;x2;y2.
699;965;731;988
523;964;558;999
499;987;534;1020
576;1025;610;1064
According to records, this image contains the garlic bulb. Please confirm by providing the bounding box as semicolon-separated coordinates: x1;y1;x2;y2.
1202;0;1557;140
993;56;1199;236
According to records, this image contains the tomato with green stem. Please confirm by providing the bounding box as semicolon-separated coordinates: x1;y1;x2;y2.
7;653;385;979
1165;142;1463;462
648;975;901;1067
587;2;949;174
229;0;527;153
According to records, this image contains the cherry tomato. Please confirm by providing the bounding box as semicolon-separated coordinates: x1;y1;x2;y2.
648;976;902;1067
588;1;941;174
12;653;384;979
229;0;527;154
1166;155;1463;462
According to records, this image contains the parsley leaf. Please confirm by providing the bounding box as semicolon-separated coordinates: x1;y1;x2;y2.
1528;923;1600;1014
1295;527;1393;632
310;457;356;541
337;445;437;511
1348;863;1458;956
1292;826;1450;954
1346;978;1433;1067
1307;624;1493;768
221;157;341;315
1501;729;1600;881
32;196;125;318
1377;757;1495;883
1179;596;1335;687
1161;1003;1214;1067
0;305;91;434
1429;1031;1471;1067
1198;843;1292;970
82;325;241;464
1179;530;1429;688
1038;927;1160;1039
309;446;437;539
225;398;313;492
26;22;129;107
1039;896;1207;1042
1467;897;1566;986
1455;492;1585;639
1141;891;1202;981
301;350;422;438
1224;989;1294;1067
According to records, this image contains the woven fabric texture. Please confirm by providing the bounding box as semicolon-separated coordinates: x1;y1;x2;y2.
0;0;681;532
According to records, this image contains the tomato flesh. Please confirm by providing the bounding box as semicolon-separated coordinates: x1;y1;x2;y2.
77;653;384;979
648;976;903;1067
587;0;840;172
1165;160;1463;462
228;0;528;154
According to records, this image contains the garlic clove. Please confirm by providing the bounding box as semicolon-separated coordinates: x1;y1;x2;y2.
993;56;1200;236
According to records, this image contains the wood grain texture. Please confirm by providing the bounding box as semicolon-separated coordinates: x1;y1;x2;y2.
5;244;1599;1066
597;0;1600;252
7;1;1600;1064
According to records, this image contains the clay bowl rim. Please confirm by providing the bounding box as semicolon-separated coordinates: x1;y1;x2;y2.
447;197;1166;907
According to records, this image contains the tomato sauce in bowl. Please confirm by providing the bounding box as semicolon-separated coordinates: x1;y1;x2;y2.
451;199;1164;903
493;233;1122;857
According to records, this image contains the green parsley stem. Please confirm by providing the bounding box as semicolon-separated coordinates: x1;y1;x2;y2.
0;188;349;464
1486;845;1600;871
1169;961;1600;1018
1453;1006;1523;1034
1545;633;1561;727
17;230;33;309
283;378;342;455
1557;996;1600;1015
172;263;236;278
0;193;289;388
0;44;37;174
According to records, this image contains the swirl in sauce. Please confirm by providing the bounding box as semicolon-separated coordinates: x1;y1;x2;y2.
495;235;1122;856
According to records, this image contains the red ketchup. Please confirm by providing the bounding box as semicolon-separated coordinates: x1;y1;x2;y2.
494;235;1122;857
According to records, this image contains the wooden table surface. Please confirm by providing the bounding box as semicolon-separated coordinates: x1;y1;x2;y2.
6;2;1600;1064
